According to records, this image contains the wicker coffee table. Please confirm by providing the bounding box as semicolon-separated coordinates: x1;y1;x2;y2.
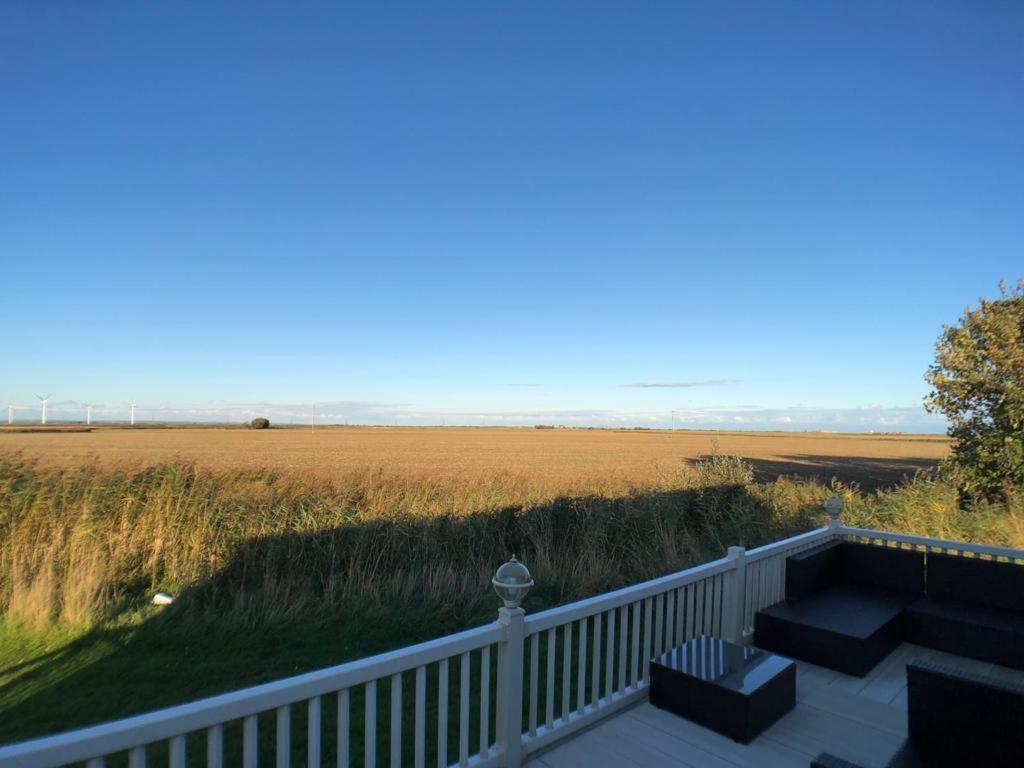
649;635;796;743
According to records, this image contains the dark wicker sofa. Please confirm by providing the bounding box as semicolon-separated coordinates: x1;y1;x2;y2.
754;540;924;676
811;660;1024;768
905;551;1024;669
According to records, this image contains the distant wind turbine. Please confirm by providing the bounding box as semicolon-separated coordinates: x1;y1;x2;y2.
7;404;15;425
85;403;93;426
130;400;137;426
35;393;52;425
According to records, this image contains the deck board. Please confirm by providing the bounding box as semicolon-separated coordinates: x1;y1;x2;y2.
527;642;1024;768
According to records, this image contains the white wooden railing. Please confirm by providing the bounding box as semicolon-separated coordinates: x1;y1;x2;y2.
838;526;1024;564
0;622;506;768
7;518;1021;768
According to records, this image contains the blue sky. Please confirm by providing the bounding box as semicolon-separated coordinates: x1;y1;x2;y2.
1;2;1021;431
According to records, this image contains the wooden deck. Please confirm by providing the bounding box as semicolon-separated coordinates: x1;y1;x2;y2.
527;643;1024;768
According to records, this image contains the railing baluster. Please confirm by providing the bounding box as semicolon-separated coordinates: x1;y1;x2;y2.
243;715;258;768
169;736;185;768
687;582;697;640
709;575;718;637
630;600;640;688
128;746;146;768
561;623;572;721
309;697;321;768
757;559;766;611
545;629;555;729
604;608;615;702
675;587;685;642
749;561;757;634
666;589;676;649
390;673;402;768
459;652;470;767
707;576;716;634
696;579;706;636
277;705;291;768
618;604;627;694
338;689;350;768
364;680;377;768
590;612;602;709
576;618;586;716
642;597;653;682
480;646;491;756
207;724;224;768
775;555;784;603
654;593;664;654
414;666;426;768
528;632;539;736
719;572;728;636
437;659;448;768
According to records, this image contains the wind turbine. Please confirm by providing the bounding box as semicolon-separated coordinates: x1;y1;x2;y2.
671;409;690;431
310;402;316;433
7;404;14;425
130;400;137;426
35;394;52;425
85;403;93;426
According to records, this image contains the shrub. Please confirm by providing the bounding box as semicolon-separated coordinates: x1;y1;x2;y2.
250;417;270;430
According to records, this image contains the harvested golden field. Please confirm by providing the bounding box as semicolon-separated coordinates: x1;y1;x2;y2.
0;426;949;490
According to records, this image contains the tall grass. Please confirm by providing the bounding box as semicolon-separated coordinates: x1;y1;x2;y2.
1;453;1021;631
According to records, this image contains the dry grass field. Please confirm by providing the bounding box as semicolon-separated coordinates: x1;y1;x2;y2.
0;425;949;490
7;426;1024;754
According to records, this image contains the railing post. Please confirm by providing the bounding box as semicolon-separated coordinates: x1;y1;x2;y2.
825;496;844;531
496;606;525;768
725;546;747;643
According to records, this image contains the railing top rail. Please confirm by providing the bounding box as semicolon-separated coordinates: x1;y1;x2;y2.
524;555;734;633
0;622;502;767
839;526;1024;561
744;526;834;562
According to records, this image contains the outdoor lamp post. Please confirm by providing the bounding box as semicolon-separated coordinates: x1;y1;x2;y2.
824;495;844;527
492;555;534;608
493;556;532;767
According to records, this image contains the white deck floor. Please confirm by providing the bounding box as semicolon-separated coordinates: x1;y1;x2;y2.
527;643;1024;768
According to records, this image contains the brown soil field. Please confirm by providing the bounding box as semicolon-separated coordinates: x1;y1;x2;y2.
0;426;949;490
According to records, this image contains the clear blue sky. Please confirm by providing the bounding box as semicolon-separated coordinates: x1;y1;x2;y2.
2;2;1021;431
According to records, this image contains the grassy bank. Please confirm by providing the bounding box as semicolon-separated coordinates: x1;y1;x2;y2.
1;453;1021;754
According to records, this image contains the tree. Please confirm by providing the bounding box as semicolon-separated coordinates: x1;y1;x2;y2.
250;417;271;429
925;281;1024;502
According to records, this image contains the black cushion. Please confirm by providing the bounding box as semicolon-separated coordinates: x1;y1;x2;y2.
756;585;909;676
927;551;1024;613
786;540;843;600
905;596;1024;669
840;543;923;598
765;585;910;638
906;660;1024;768
784;542;924;602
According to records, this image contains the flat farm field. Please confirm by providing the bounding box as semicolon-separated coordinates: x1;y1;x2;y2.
0;425;949;490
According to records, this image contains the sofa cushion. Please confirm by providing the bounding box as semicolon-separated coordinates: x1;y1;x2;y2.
786;540;843;600
905;596;1024;669
784;541;924;602
840;543;924;598
755;585;909;676
927;551;1024;613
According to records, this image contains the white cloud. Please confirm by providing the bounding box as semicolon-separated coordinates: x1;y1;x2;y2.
622;379;735;389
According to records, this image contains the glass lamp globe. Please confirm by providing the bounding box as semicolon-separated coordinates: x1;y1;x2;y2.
492;556;534;608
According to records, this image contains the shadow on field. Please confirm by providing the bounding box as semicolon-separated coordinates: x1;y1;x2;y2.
690;453;939;491
0;481;828;765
